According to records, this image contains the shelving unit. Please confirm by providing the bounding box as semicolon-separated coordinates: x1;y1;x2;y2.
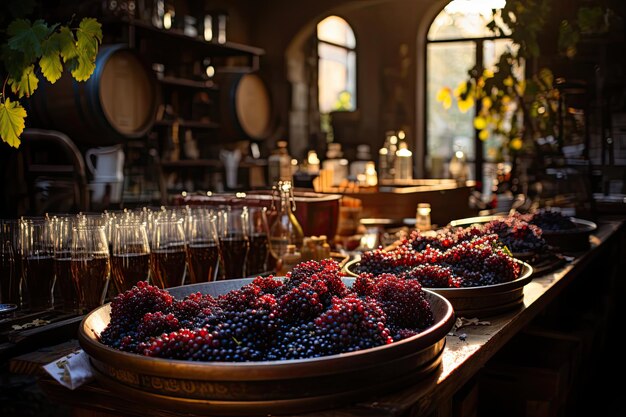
102;12;267;203
153;120;220;129
157;76;219;90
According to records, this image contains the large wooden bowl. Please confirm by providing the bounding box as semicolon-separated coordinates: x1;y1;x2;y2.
344;260;533;317
78;279;455;416
450;214;596;256
539;218;597;252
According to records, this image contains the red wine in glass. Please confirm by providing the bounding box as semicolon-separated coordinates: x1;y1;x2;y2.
150;247;186;288
220;234;249;279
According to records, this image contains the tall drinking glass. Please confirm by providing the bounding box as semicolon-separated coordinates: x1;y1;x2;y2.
218;207;249;279
51;217;80;312
246;207;269;276
150;219;186;288
71;225;110;312
20;218;55;310
185;213;220;283
111;222;151;293
0;220;20;306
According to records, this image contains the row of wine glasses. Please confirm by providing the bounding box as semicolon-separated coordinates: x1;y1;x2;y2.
0;204;271;313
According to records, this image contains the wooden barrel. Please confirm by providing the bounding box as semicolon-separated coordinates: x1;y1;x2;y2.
218;73;272;140
30;44;159;145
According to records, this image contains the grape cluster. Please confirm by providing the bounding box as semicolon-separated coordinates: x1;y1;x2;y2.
483;218;546;253
356;227;521;288
99;281;174;350
528;209;576;231
99;260;435;362
442;237;520;286
368;275;433;330
172;292;218;326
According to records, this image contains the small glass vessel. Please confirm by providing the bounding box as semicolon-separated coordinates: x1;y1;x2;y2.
268;181;304;263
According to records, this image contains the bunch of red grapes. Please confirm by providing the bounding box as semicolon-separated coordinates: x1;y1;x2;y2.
482;217;546;253
99;259;434;361
525;210;576;232
357;229;522;288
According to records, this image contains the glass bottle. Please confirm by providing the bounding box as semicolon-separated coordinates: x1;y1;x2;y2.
269;181;304;263
415;203;431;232
395;142;413;180
449;147;469;185
322;143;349;187
268;141;292;185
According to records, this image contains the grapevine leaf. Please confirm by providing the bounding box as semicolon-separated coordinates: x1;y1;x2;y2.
76;18;102;57
8;65;39;98
57;27;78;62
0;98;27;148
40;35;63;83
7;19;50;63
71;53;96;82
1;44;27;81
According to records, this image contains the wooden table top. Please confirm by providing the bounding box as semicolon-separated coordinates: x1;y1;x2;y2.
38;220;624;417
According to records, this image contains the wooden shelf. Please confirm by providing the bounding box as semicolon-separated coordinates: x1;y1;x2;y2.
157;76;219;90
160;158;268;169
108;17;265;57
153;119;220;129
160;159;222;168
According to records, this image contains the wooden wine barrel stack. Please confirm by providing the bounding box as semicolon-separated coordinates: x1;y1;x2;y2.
30;44;159;145
218;73;273;141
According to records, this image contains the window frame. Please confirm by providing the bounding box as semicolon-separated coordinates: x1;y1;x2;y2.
424;8;512;183
316;16;358;114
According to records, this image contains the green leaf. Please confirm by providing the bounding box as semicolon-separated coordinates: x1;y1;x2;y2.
40;36;63;83
8;65;39;98
57;27;78;62
0;98;27;148
76;18;102;57
7;19;50;63
1;44;27;81
70;53;96;82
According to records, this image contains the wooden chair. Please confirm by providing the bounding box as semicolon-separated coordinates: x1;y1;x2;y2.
19;129;90;214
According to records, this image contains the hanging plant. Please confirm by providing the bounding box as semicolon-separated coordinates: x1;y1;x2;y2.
0;1;102;148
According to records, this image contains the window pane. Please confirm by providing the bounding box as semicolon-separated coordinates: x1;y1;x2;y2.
318;42;356;113
428;0;511;41
427;41;476;162
483;39;523;162
317;16;356;48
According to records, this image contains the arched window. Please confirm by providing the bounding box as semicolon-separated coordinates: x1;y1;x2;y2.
426;0;519;179
317;16;356;114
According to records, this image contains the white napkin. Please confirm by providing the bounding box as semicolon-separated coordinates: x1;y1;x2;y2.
43;349;94;390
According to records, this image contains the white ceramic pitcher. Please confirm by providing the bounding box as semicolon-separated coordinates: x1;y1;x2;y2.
85;145;125;181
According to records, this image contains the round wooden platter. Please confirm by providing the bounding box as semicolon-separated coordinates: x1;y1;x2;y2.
344;259;533;318
449;215;597;254
539;218;597;253
78;278;454;416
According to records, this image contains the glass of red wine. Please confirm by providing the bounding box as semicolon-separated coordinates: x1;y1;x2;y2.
246;206;270;276
111;222;151;293
50;216;80;312
150;218;186;288
0;220;20;307
185;211;220;283
217;207;250;280
70;225;110;313
20;218;55;311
